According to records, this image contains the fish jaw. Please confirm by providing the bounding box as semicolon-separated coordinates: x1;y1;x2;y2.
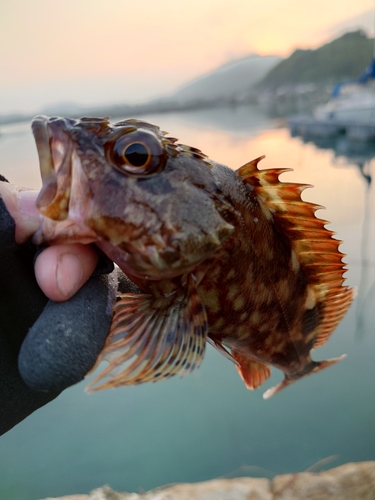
32;116;99;245
95;237;225;283
33;115;75;221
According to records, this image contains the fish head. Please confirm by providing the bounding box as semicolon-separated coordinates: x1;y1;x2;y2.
32;116;235;280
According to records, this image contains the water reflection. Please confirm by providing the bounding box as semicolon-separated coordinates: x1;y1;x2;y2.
0;111;375;500
290;131;374;186
356;188;375;338
162;105;280;135
330;139;374;187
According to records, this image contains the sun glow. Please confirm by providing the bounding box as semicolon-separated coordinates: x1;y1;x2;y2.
0;0;373;113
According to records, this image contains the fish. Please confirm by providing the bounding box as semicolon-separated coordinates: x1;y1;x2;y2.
31;115;354;398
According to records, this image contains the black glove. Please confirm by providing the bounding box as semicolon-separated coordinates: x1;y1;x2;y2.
0;177;134;435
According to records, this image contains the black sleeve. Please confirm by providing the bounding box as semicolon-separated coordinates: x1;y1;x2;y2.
0;195;59;435
0;188;118;435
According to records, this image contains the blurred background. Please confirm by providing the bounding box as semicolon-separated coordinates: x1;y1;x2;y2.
1;1;375;499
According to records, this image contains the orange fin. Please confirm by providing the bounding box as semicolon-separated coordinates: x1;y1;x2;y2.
232;351;271;390
236;155;266;178
236;156;353;345
86;276;208;392
263;354;346;399
314;289;354;347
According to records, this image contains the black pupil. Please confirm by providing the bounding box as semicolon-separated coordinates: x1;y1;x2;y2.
124;143;149;167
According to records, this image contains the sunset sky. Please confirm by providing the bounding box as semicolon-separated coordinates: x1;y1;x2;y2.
0;0;374;114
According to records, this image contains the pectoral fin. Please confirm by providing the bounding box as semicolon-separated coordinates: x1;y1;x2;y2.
86;276;208;392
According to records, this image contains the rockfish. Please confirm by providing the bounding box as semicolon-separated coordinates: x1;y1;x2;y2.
31;116;353;398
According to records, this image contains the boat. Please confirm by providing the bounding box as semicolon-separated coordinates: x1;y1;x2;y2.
314;58;375;123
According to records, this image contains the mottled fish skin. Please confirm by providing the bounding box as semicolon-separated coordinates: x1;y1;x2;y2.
32;116;353;397
196;164;346;394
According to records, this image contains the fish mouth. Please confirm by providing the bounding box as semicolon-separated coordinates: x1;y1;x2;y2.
32;115;74;221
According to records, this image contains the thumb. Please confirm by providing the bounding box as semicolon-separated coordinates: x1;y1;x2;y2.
34;244;99;301
0;181;40;243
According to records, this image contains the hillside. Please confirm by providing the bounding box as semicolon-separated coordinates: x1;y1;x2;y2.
259;30;374;89
170;54;282;104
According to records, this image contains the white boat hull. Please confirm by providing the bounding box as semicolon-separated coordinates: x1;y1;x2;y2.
314;83;375;123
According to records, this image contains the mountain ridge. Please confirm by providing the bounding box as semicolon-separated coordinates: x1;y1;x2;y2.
258;30;374;89
1;30;374;125
168;54;282;105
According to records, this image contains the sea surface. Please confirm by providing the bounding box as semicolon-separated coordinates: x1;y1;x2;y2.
0;106;375;499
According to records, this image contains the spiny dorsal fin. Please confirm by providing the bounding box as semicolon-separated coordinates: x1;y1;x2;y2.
236;155;266;178
87;276;208;392
237;156;353;347
176;143;213;167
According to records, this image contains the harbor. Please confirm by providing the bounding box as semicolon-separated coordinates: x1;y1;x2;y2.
289;57;375;142
288;115;375;141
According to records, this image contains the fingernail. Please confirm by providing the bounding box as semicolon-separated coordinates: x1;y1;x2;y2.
56;253;83;297
18;190;40;219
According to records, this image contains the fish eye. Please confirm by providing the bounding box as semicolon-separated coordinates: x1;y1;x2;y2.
123;142;150;168
108;129;167;175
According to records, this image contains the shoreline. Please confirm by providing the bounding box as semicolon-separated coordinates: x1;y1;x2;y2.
44;461;375;500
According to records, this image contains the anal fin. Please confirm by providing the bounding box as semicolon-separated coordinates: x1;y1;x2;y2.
86;275;208;392
232;351;271;390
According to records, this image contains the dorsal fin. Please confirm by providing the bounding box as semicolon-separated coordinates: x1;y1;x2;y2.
236;155;266;178
237;156;353;347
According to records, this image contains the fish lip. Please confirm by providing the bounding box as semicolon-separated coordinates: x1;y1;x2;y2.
32;115;54;190
32;115;74;220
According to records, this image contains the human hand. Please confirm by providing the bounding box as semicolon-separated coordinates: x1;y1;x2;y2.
0;180;99;301
0;177;129;435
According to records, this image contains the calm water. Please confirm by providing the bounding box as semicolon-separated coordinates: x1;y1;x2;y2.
1;107;375;499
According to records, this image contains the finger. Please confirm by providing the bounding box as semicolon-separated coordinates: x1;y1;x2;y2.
35;243;99;301
0;182;40;243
